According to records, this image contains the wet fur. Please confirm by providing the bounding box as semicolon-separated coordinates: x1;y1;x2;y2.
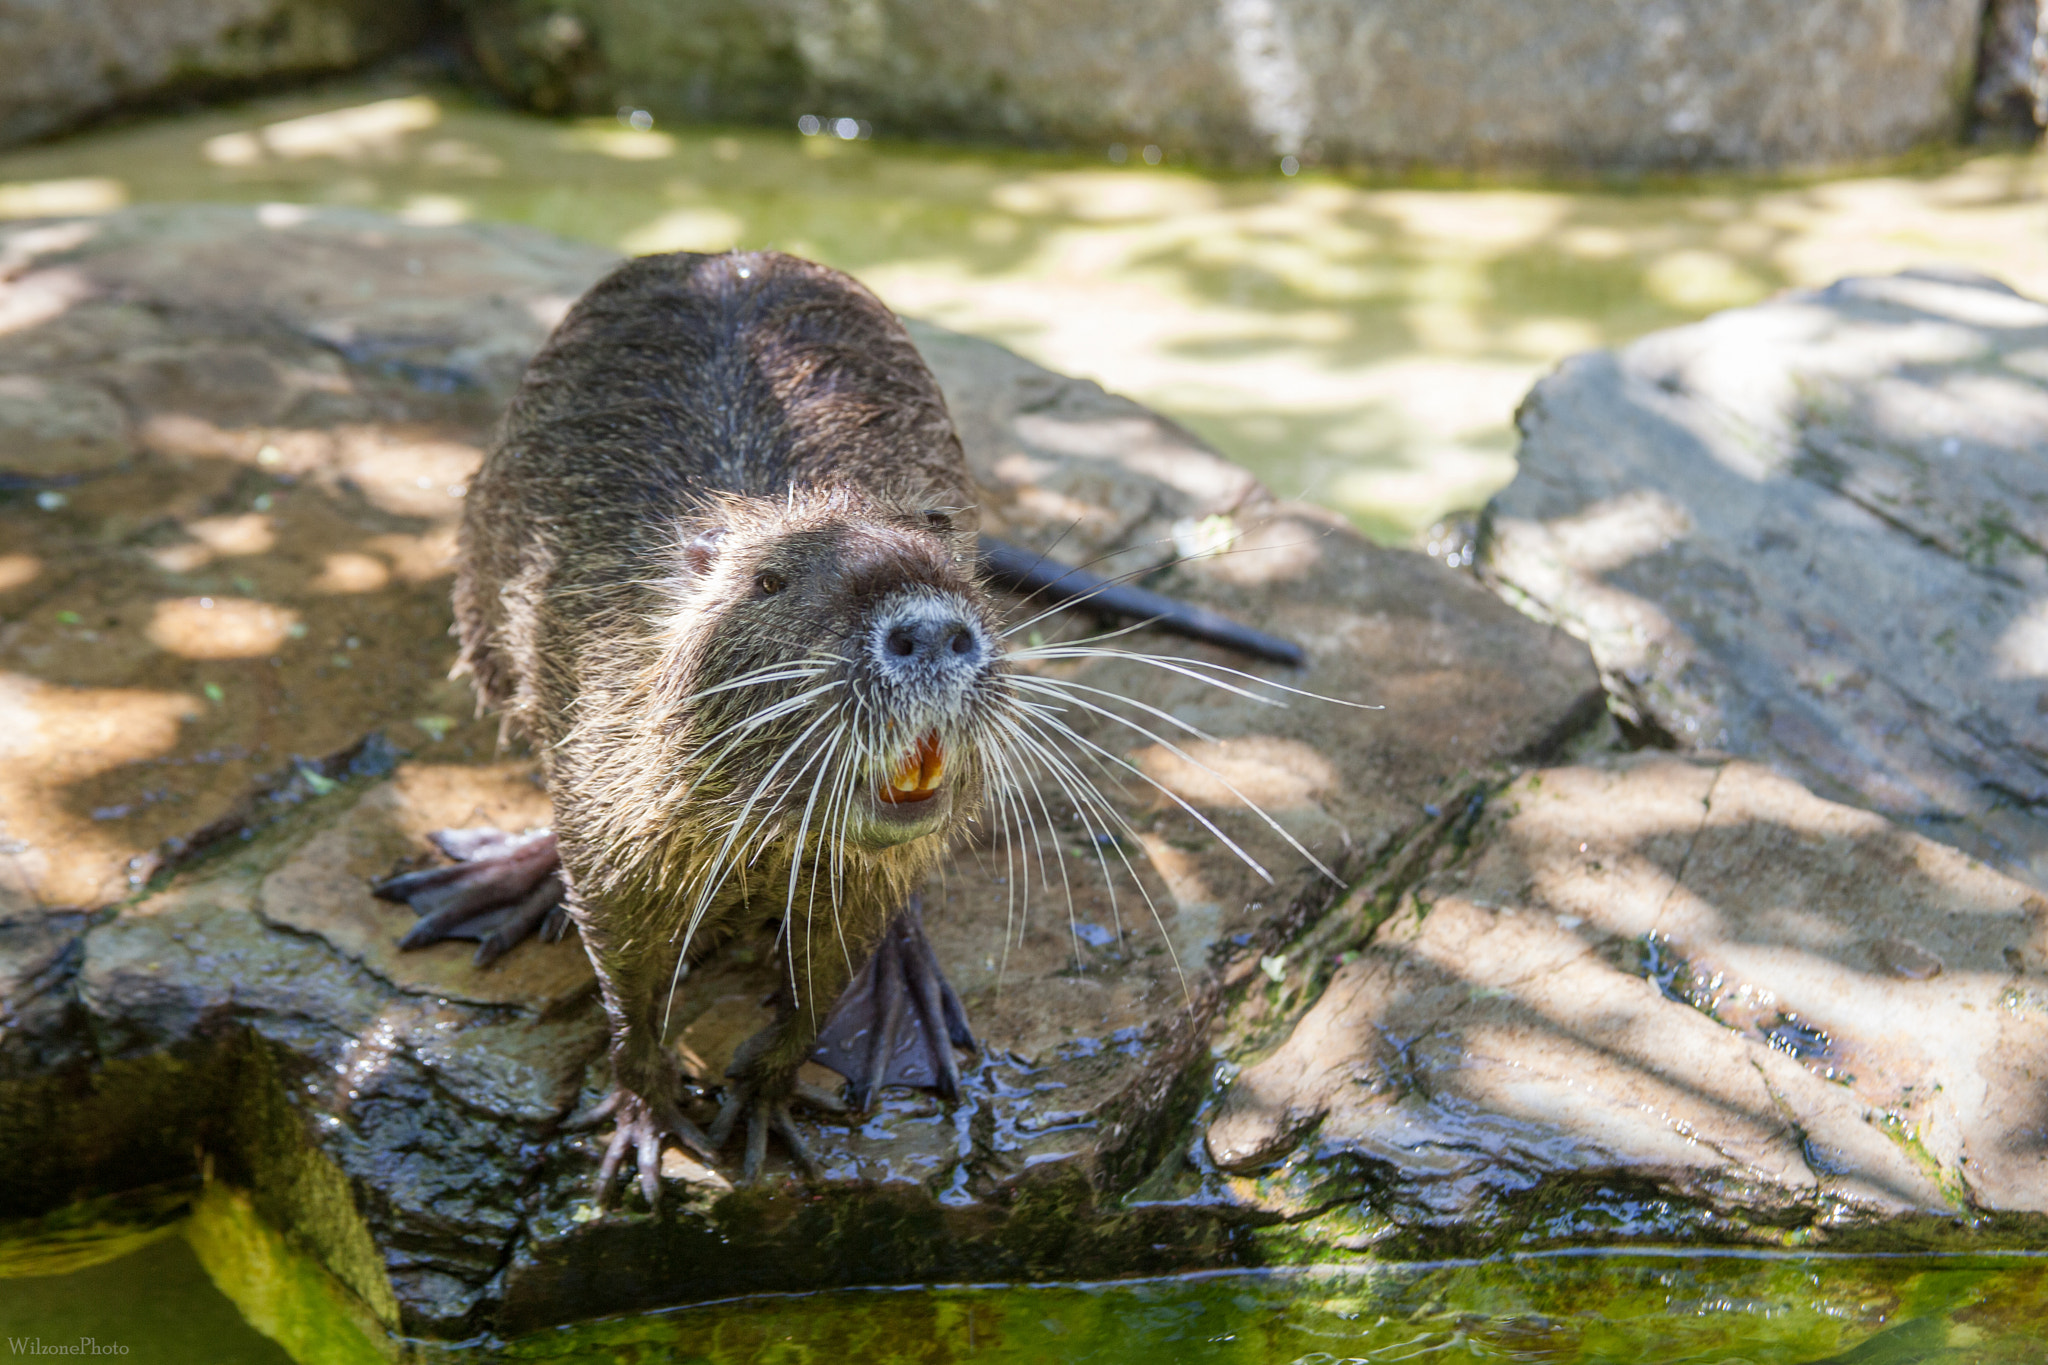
452;251;998;1114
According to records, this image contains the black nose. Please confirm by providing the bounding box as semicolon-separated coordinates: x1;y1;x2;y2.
885;622;977;659
871;598;987;680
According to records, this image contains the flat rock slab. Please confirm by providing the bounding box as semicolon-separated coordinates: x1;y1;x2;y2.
1483;269;2048;898
1208;754;2048;1249
0;207;1600;1339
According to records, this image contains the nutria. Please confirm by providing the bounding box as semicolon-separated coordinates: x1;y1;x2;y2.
373;249;1321;1204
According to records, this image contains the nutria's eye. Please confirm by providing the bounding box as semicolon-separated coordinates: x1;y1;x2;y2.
923;509;952;531
756;571;786;596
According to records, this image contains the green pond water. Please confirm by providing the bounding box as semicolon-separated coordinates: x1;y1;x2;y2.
3;75;2047;541
6;1227;2048;1362
6;75;2048;1362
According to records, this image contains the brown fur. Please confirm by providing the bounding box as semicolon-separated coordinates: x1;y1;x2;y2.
452;251;1002;1133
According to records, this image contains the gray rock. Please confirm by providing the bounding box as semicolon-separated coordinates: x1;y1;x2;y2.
456;0;1979;169
0;0;438;150
0;206;1600;1337
1207;754;2048;1245
1483;267;2048;899
1975;0;2045;130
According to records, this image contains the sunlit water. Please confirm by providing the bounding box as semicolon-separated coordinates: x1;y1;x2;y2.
3;77;2047;540
6;77;2048;1362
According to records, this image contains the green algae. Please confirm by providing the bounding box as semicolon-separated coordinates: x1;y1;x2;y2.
9;1172;2048;1362
185;1183;394;1365
470;1252;2048;1364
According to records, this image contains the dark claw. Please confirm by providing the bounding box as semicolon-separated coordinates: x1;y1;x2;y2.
709;1086;823;1184
811;894;977;1110
375;827;566;963
475;872;565;965
591;1087;718;1211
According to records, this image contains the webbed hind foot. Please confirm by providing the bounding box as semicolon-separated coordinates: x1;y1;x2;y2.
373;827;568;965
810;894;977;1110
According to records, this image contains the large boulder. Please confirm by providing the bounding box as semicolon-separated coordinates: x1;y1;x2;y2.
0;0;440;150
455;0;1980;170
1481;267;2048;901
0;207;1602;1340
1206;754;2048;1249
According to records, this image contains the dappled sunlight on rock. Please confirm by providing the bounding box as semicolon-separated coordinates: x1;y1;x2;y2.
1528;490;1693;575
1134;736;1337;811
332;430;481;519
146;597;299;659
1487;267;2048;889
0;373;129;477
181;512;275;558
362;528;456;582
0;672;201;907
1996;599;2048;679
308;552;391;595
1211;752;2048;1228
0;265;89;337
1129;831;1223;967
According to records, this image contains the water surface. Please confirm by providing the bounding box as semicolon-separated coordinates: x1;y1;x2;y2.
3;79;2045;540
6;1230;2048;1363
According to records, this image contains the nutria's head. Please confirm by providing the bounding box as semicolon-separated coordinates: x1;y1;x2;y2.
643;483;1005;882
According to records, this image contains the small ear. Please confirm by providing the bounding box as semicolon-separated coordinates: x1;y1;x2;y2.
682;526;727;576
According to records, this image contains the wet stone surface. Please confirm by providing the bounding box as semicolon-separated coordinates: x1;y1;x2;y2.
0;207;1603;1337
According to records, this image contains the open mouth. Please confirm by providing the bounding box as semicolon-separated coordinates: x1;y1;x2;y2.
877;729;945;805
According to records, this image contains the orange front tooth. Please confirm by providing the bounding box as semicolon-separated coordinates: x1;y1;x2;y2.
879;731;944;803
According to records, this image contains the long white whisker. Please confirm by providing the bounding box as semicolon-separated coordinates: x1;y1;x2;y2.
1009;698;1282;882
1020;682;1339;880
995;715;1192;1006
675;706;841;966
1011;675;1225;744
1009;646;1381;710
